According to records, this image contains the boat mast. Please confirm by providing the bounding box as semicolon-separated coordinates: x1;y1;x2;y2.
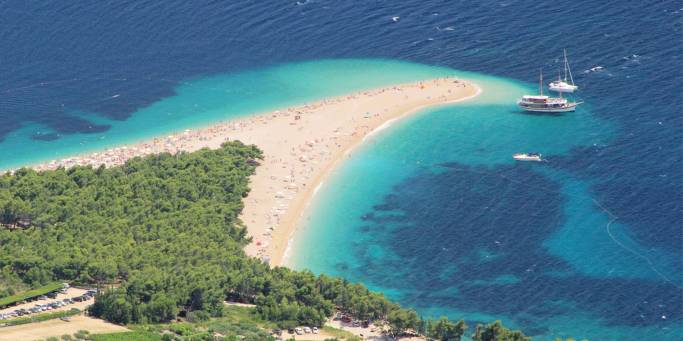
557;68;563;99
539;68;543;96
564;49;576;86
563;49;568;82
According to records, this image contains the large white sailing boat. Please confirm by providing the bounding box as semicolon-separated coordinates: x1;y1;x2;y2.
517;69;580;113
548;49;578;93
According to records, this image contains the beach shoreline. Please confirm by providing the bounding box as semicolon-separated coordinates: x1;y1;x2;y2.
13;78;480;267
278;86;483;267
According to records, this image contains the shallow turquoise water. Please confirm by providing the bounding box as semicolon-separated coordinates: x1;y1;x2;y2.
289;73;682;340
0;59;458;170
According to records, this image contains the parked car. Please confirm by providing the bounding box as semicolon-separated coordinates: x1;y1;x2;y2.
47;292;58;299
294;327;303;335
303;327;312;334
312;327;319;334
38;295;47;300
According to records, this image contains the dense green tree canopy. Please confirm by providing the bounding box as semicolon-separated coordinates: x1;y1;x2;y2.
0;142;412;327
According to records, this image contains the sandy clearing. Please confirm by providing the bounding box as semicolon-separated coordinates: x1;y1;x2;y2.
0;315;128;341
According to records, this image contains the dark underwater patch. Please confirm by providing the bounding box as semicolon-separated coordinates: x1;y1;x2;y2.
31;132;60;141
346;163;682;332
35;114;111;135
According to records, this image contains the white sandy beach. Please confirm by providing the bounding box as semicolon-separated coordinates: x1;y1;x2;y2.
24;78;480;266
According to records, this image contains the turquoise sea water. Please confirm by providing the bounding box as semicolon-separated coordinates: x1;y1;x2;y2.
5;57;676;340
2;56;679;340
0;59;457;170
289;72;682;340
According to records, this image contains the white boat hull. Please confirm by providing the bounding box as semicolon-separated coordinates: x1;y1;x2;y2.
517;101;579;113
518;105;576;113
548;83;578;93
513;154;542;162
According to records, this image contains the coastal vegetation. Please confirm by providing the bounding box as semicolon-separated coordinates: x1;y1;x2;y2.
471;321;530;341
0;143;412;325
1;142;538;340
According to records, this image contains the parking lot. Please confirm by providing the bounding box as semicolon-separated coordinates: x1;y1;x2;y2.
278;326;331;341
0;288;96;320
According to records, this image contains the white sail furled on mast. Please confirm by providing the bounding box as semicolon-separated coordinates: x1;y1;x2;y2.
549;49;579;93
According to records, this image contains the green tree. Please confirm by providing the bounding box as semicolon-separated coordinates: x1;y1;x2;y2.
430;316;467;341
387;308;420;338
145;293;178;323
472;320;530;341
91;290;133;324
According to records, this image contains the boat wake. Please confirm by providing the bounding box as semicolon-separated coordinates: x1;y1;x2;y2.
592;199;683;290
583;66;605;73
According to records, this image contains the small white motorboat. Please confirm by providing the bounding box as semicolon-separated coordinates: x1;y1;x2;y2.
513;153;543;162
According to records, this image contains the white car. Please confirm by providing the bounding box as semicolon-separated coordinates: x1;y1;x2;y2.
294;327;303;335
303;326;312;334
312;327;319;334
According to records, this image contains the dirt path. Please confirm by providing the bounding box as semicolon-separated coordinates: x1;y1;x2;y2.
0;315;128;341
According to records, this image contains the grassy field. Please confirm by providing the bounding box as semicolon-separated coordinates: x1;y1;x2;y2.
219;305;277;329
89;330;163;341
87;306;277;341
322;326;361;341
0;282;63;308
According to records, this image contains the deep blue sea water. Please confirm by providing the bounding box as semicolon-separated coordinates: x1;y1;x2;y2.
1;1;681;340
